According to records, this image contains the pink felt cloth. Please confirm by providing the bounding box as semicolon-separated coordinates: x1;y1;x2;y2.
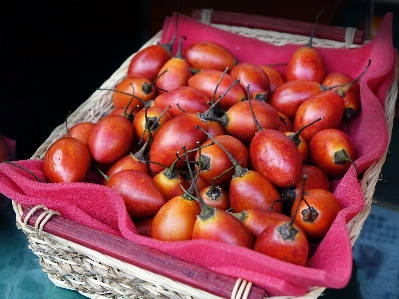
0;13;396;297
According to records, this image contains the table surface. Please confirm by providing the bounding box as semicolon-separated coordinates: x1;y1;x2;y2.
1;121;399;299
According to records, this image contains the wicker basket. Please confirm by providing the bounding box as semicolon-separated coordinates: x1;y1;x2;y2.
9;9;399;299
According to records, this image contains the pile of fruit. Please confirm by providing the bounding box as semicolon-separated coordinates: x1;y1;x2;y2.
40;20;367;268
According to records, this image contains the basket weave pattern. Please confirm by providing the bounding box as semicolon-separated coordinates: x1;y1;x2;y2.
12;18;398;299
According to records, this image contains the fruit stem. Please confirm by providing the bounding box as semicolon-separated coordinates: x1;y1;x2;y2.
4;161;43;182
246;85;263;133
182;145;217;220
92;162;110;182
289;174;308;227
199;76;241;121
307;5;329;48
195;125;248;178
64;111;72;136
96;87;151;108
334;148;359;175
174;36;186;60
288;117;322;146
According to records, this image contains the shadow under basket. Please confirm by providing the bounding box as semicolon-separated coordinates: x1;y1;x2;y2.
9;9;399;299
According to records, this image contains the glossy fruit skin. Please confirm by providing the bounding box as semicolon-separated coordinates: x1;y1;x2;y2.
149;113;208;173
254;218;309;266
106;153;149;177
153;86;211;117
106;169;166;219
155;56;192;94
279;164;330;214
250;129;303;188
230;62;270;101
152;170;190;201
309;128;357;178
293;90;345;143
285;46;326;83
284;131;309;164
151;195;200;241
322;72;361;120
112;77;153;110
229;170;283;213
188;69;246;110
223;100;281;145
278;112;293;132
192;208;254;249
43;136;92;183
132;106;173;144
183;41;236;72
299;165;331;191
259;65;285;94
291;188;342;240
127;44;171;81
199;185;230;210
88;115;134;165
195;134;249;188
67;122;95;146
237;209;291;238
268;80;323;120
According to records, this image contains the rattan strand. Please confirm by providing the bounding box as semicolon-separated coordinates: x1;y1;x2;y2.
12;17;398;299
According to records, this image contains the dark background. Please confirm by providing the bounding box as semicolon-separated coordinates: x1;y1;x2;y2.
0;0;147;159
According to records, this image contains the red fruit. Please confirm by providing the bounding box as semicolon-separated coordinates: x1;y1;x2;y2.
309;128;357;178
195;134;249;188
152;166;190;201
286;131;309;163
280;164;330;214
250;129;303;188
127;44;171;81
233;209;291;238
285;7;328;83
291;188;342;240
88;115;134;165
112;77;153;110
155;36;192;94
284;117;322;164
66;122;95;146
268;80;324;120
254;217;309;266
278;112;293;132
151;193;200;241
300;164;331;191
259;65;286;94
106;151;149;177
285;46;326;83
230;62;270;101
192;205;254;249
293;90;345;142
322;71;361;129
188;69;246;110
183;41;236;72
43;136;92;183
229;169;283;213
106;169;166;219
132;106;173;144
149;113;208;173
199;185;230;211
219;100;281;145
153;86;211;117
